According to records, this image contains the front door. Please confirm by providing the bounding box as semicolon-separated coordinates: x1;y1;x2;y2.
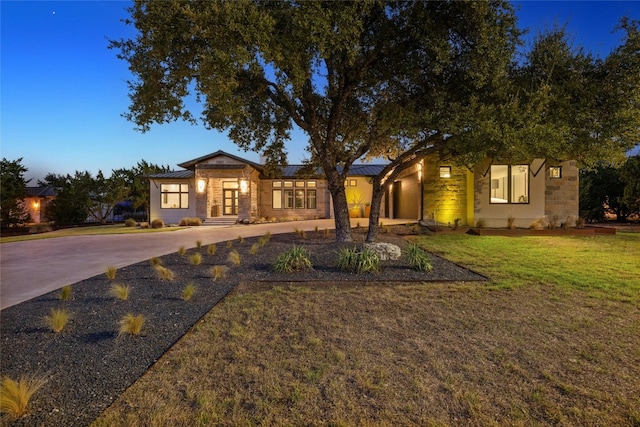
222;181;239;215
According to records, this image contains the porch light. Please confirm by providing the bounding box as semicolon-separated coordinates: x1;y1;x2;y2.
33;201;40;208
239;178;249;194
196;179;206;193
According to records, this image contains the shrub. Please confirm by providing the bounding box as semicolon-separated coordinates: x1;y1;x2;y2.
530;216;548;230
58;285;72;301
150;218;164;229
507;215;516;229
179;217;201;226
405;243;433;272
43;308;70;333
475;218;486;228
237;235;244;244
337;246;379;274
207;244;217;255
227;250;241;266
226;240;233;249
211;265;229;280
118;313;145;336
109;283;130;301
258;236;268;247
150;257;162;267
182;283;196;301
28;223;53;234
105;266;117;281
190;252;202;266
576;217;586;228
178;245;186;256
294;227;306;239
124;218;137;228
154;265;175;281
273;246;313;273
196;240;203;249
250;243;260;255
549;215;560;229
0;375;47;419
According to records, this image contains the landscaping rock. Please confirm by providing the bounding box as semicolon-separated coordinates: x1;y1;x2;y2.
364;242;402;260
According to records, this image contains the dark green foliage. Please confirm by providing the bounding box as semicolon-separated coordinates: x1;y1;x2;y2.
405;243;433;272
337;246;380;274
273;246;313;273
0;158;31;227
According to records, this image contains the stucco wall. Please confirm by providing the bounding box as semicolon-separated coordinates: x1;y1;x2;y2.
149;179;196;224
393;167;421;220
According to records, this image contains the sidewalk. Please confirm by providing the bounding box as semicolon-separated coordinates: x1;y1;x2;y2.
0;219;410;310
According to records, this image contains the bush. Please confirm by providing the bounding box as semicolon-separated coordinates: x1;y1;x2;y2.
273;246;313;273
190;253;202;265
43;308;70;333
118;313;145;336
150;218;164;229
28;223;53;234
182;283;196;301
58;285;72;301
124;218;137;227
105;266;117;281
179;217;202;226
405;243;433;272
154;265;175;281
337;246;379;274
109;284;130;301
211;265;229;280
227;250;241;266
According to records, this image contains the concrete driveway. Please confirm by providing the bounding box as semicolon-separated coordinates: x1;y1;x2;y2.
0;219;411;310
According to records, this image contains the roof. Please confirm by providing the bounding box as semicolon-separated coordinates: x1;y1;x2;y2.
148;170;194;179
177;150;263;170
26;186;57;197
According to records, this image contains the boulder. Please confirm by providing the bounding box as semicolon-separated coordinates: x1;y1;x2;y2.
363;242;402;261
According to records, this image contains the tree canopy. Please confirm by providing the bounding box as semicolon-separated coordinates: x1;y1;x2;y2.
0;157;31;227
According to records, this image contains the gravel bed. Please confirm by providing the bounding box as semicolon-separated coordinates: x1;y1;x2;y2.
0;230;486;426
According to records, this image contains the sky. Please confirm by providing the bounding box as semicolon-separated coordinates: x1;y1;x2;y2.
1;1;639;183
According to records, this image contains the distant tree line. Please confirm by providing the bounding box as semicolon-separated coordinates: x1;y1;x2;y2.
0;157;171;227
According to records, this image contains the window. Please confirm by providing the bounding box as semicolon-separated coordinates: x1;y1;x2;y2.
439;166;452;178
161;184;189;209
349;179;357;186
549;166;562;179
271;181;318;210
490;165;529;204
307;189;317;209
295;189;305;208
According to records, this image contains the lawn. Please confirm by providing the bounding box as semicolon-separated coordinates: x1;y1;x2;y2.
91;232;640;426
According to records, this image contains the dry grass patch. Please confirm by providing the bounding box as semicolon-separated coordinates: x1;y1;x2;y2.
118;314;145;337
43;308;70;333
154;265;175;281
94;284;640;426
58;285;72;301
109;284;130;301
0;375;47;420
104;266;117;281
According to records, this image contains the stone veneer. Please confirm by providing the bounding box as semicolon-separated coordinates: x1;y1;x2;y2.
422;155;470;226
544;160;579;224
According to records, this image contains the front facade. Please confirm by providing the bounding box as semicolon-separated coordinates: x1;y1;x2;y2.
149;151;579;228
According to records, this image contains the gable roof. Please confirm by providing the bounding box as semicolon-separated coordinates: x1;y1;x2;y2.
177;150;263;170
26;186;57;197
279;164;386;178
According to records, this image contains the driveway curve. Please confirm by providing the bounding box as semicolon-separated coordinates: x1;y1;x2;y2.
1;219;410;310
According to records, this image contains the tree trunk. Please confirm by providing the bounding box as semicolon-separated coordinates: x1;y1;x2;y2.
365;180;385;242
325;170;353;242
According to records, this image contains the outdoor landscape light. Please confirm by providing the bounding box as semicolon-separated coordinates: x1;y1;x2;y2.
196;179;206;193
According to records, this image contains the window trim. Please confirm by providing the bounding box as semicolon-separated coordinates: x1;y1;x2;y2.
549;166;562;179
489;165;530;204
160;183;189;209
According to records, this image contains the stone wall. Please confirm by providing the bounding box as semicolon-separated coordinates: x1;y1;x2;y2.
544;160;579;225
422;155;470;226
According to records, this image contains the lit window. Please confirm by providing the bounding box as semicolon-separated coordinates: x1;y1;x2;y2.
439;166;452;178
284;189;294;208
307;181;317;188
272;181;282;188
307;189;317;209
550;166;562;179
349;179;357;186
295;189;305;208
161;183;189;209
295;181;305;188
283;181;294;188
490;165;529;204
272;189;282;209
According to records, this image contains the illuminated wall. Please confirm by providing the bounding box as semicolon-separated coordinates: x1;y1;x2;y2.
422;155;471;226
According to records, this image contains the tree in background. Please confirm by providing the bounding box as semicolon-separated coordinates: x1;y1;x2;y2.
42;172;94;226
620;155;640;216
0;157;31;227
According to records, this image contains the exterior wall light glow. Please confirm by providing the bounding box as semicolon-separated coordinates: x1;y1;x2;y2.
196;179;206;193
239;178;249;194
439;166;451;179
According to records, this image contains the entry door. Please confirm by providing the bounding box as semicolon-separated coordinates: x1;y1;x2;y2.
223;189;238;215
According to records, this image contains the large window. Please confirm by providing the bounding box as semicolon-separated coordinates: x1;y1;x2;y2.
490;165;529;204
161;184;189;209
272;181;318;210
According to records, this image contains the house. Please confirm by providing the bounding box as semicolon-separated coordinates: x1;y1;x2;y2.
148;150;579;228
23;186;57;224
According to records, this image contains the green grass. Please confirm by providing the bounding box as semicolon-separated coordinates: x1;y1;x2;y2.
0;224;185;243
414;232;640;301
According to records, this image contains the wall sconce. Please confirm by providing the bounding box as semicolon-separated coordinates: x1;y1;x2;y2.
33;201;40;209
239;178;249;194
439;166;451;179
196;179;206;194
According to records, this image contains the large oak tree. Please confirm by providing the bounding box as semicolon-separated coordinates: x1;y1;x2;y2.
110;0;521;242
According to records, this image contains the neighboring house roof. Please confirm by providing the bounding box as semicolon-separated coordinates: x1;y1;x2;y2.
26;186;57;197
177;150;263;170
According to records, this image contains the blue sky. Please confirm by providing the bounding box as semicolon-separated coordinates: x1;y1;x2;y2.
1;1;639;183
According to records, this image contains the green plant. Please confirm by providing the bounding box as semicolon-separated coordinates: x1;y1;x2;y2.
110;283;130;301
43;308;70;333
294;227;306;239
154;265;175;281
0;375;47;419
228;250;241;266
178;245;186;256
58;285;72;301
150;218;164;229
118;313;145;336
124;218;137;227
337;246;379;273
258;236;268;247
405;242;433;272
250;243;260;255
105;266;117;280
150;257;162;266
182;283;196;301
207;244;217;255
190;252;202;266
273;246;313;273
211;265;229;280
196;240;203;249
238;235;244;244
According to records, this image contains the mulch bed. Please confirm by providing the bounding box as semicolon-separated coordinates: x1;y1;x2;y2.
0;228;486;427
